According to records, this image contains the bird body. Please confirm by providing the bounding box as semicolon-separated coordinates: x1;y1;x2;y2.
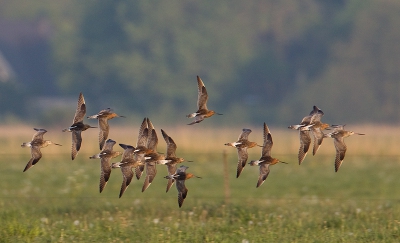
289;106;328;164
140;119;167;192
249;123;286;188
165;165;201;207
87;108;125;150
89;139;121;193
225;128;259;178
187;76;222;125
324;125;364;172
161;129;185;192
111;143;144;198
21;128;61;172
62;93;96;160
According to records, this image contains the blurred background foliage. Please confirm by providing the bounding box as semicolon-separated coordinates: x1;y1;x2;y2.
0;0;399;126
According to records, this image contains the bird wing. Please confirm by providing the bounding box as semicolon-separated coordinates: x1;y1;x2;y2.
23;146;42;172
102;139;116;152
99;156;112;193
261;123;273;157
311;126;325;156
238;128;252;140
309;105;324;117
98;118;109;150
161;129;177;157
257;163;270;188
73;93;86;123
71;130;82;160
176;180;188;208
166;163;177;193
141;162;157;192
135;164;145;180
236;147;248;178
147;129;158;152
137;118;149;147
32;128;47;141
196;76;208;110
298;130;311;165
176;165;189;174
187;115;205;125
119;165;134;198
119;144;135;161
333;137;347;172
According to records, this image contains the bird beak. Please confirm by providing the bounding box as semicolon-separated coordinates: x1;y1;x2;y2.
280;161;288;164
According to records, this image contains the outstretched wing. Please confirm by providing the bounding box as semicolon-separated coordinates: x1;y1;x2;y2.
333;137;347;172
98;118;109;150
261;123;273;157
32;128;47;142
236;147;248;178
119;165;134;198
256;163;270;188
23;146;42;172
99;156;112;193
176;180;188;208
141;162;157;192
196;76;208;110
238;128;252;140
298;130;311;165
161;129;177;158
73;93;86;123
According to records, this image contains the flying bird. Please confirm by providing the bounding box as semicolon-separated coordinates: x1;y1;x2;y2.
87;108;125;150
132;117;151;180
324;125;365;172
161;129;186;192
224;128;260;178
288;106;326;164
111;143;144;198
187;76;222;125
249;123;287;188
141;126;171;192
89;139;122;193
62;92;96;160
165;165;201;207
21;128;61;172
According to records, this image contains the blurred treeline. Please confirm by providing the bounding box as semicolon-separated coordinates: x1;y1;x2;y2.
0;0;399;126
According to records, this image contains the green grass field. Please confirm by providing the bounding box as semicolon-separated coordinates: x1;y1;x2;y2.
1;125;400;242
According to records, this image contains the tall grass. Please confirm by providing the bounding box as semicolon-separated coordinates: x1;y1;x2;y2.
1;124;400;242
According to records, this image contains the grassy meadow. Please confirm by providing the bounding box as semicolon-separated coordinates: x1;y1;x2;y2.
1;124;400;242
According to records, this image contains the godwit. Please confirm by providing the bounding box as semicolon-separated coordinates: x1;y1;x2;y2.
288;106;326;164
324;125;365;172
187;76;222;125
111;143;144;198
62;92;96;160
161;129;185;192
89;139;122;193
249;123;287;188
132;117;151;180
165;165;201;208
224;128;260;178
141;121;170;192
21;128;61;172
87;108;125;150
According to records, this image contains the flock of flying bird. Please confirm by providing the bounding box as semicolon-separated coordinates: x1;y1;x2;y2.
20;76;364;207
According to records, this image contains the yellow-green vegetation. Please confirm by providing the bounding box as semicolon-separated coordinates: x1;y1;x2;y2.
1;125;400;242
